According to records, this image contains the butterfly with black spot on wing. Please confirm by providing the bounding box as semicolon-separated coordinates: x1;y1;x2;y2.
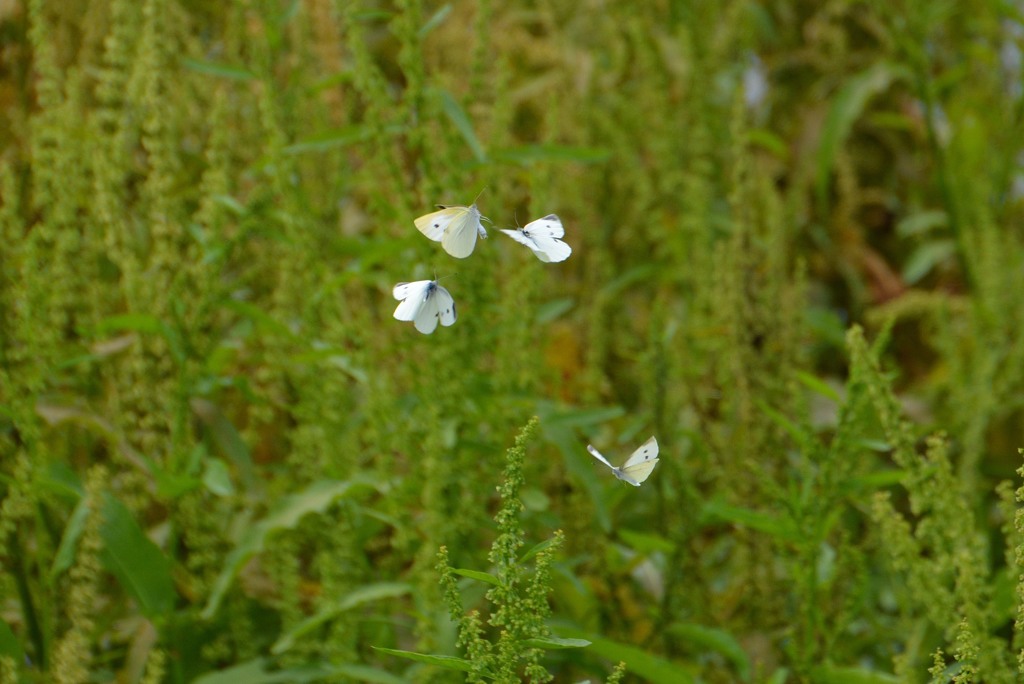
415;203;489;259
587;436;659;486
499;214;571;263
392;279;457;334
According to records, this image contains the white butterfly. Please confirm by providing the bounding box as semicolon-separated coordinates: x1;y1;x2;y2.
392;280;457;334
587;436;659;486
415;204;489;259
499;214;571;263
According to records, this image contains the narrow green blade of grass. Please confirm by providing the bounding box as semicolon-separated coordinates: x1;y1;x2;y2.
896;209;948;237
554;627;696;684
667;623;750;681
99;493;175;618
519;536;560;564
755;400;818;455
793;371;842;403
902;239;956;284
94;313;185;364
598;265;660;298
451;567;501;586
181;57;257;81
325;664;410;684
50;497;90;581
537;403;625;429
220;300;295;338
618;529;676;554
492;144;610;165
202;458;235;497
523;636;591;649
272;583;412;654
202;477;377;618
192;658;333;684
372;647;475;673
418;4;451;36
816;61;910;210
540;421;611;532
535;297;575;325
699;500;800;542
436;89;487;162
809;665;899;684
190;398;258;493
282;124;404;155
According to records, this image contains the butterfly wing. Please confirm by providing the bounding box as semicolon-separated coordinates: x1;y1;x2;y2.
586;444;616;471
393;280;432;322
530;236;572;263
523;214;565;239
412;291;441;334
433;284;457;327
619;436;659;486
414;207;457;242
500;228;538;249
521;215;571;263
439;205;483;258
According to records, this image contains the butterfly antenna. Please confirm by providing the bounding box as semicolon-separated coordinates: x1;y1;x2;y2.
436;272;458;284
471;186;494;224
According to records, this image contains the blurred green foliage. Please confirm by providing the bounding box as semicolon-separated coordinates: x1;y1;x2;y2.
2;0;1024;682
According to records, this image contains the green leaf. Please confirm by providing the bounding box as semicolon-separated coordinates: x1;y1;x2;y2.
554;628;695;684
855;438;892;452
419;4;451;37
94;313;186;364
817;62;910;210
535;298;575;324
901;239;956;285
451;568;501;586
492;145;610;165
843;469;906;492
272;583;412;654
669;623;750;681
755;400;817;455
282;125;403;155
212;194;247;216
746;128;788;157
519;536;559;564
896;210;948;237
0;618;24;662
190;398;257;493
793;371;842;403
181;57;257;81
50;497;89;581
99;493;175;617
324;664;409;684
436;89;487;162
537;403;626;429
810;665;899;684
700;500;800;542
202;478;377;618
523;636;591;650
598;264;659;298
372;647;475;673
39;460;84;499
618;529;676;554
537;406;620;533
192;658;334;684
202;458;235;497
220;300;295;338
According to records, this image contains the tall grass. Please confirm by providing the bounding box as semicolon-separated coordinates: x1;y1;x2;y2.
2;1;1024;682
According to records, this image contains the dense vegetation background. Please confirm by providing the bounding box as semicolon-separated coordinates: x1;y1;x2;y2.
2;0;1024;682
